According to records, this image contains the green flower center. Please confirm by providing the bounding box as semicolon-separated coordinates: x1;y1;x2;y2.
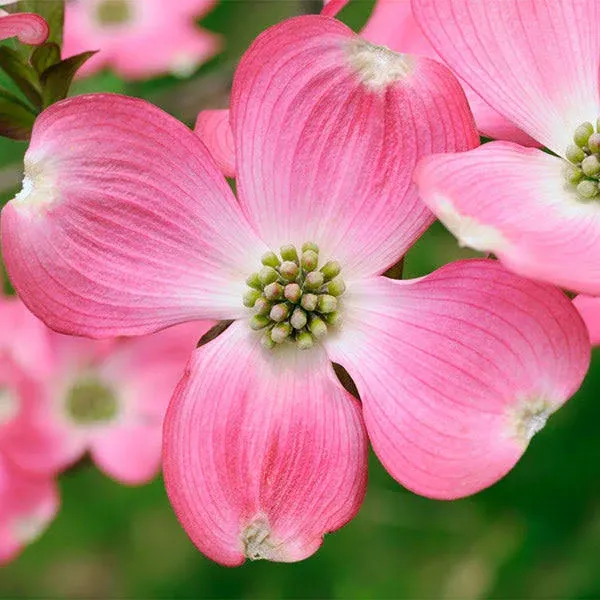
564;120;600;200
95;0;131;26
66;378;118;425
244;242;345;350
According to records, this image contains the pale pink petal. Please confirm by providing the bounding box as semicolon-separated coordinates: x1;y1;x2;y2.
415;142;600;295
361;0;538;146
326;260;590;499
164;321;367;566
90;321;212;485
0;12;48;45
2;94;267;337
195;110;235;178
321;0;349;17
232;15;478;279
573;295;600;346
0;457;58;564
412;0;600;154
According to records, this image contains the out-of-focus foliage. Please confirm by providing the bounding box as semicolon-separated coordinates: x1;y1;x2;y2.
0;1;599;598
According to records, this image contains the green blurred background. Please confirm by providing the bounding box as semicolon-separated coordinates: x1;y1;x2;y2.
1;1;600;598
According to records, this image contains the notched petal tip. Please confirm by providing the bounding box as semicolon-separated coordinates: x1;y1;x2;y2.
10;157;57;214
242;516;285;562
507;397;555;447
346;38;414;90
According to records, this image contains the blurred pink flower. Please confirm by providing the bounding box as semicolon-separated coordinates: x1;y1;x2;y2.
0;0;48;45
1;15;590;565
0;297;211;485
411;0;600;295
63;0;220;79
0;454;58;565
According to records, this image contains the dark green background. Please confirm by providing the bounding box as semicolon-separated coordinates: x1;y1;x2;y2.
1;1;599;598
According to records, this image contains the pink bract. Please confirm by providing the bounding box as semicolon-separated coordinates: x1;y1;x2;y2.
412;0;600;295
0;1;48;45
573;295;600;346
1;15;591;565
63;0;220;79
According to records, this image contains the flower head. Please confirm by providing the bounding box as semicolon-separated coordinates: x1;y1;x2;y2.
63;0;220;79
411;0;600;295
1;15;590;565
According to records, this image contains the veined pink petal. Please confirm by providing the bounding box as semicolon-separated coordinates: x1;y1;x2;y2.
2;93;267;337
321;0;349;17
573;295;600;346
415;142;600;295
164;321;367;566
326;260;590;499
412;0;600;155
0;12;48;45
90;321;211;484
360;0;537;146
231;15;478;279
195;110;235;178
0;456;58;564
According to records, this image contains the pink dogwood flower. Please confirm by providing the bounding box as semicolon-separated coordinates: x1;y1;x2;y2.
63;0;220;79
412;0;600;295
0;297;211;484
0;0;48;45
0;455;58;565
1;15;590;565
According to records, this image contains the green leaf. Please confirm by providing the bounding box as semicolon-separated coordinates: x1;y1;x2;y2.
0;46;42;108
30;42;61;74
40;50;97;107
16;1;65;48
0;86;36;140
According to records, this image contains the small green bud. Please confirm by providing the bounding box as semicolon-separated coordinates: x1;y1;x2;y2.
259;266;278;286
327;277;346;296
304;271;325;290
324;311;343;328
296;330;314;350
284;283;302;303
250;315;270;330
261;251;281;268
246;272;262;290
301;250;319;272
566;144;585;164
302;242;319;254
574;122;594;147
309;315;328;338
317;294;337;313
563;163;583;185
271;322;292;344
263;282;284;301
290;307;307;330
269;303;289;323
243;288;261;308
589;133;600;153
261;332;276;350
320;260;341;281
582;154;600;177
301;293;318;312
280;244;299;263
280;260;299;281
577;179;598;199
254;297;272;315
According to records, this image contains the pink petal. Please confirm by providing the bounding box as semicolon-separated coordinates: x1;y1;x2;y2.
361;0;538;147
91;321;212;485
0;457;58;564
326;260;590;499
412;0;600;154
163;321;367;566
2;94;266;337
231;15;478;279
0;12;48;45
415;142;600;295
195;110;236;178
573;295;600;346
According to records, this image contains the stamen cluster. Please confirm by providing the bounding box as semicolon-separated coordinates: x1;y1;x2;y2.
244;243;345;350
564;120;600;199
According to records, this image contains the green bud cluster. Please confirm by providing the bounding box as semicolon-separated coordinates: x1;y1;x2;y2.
96;0;131;25
244;242;345;350
564;120;600;200
66;378;118;425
